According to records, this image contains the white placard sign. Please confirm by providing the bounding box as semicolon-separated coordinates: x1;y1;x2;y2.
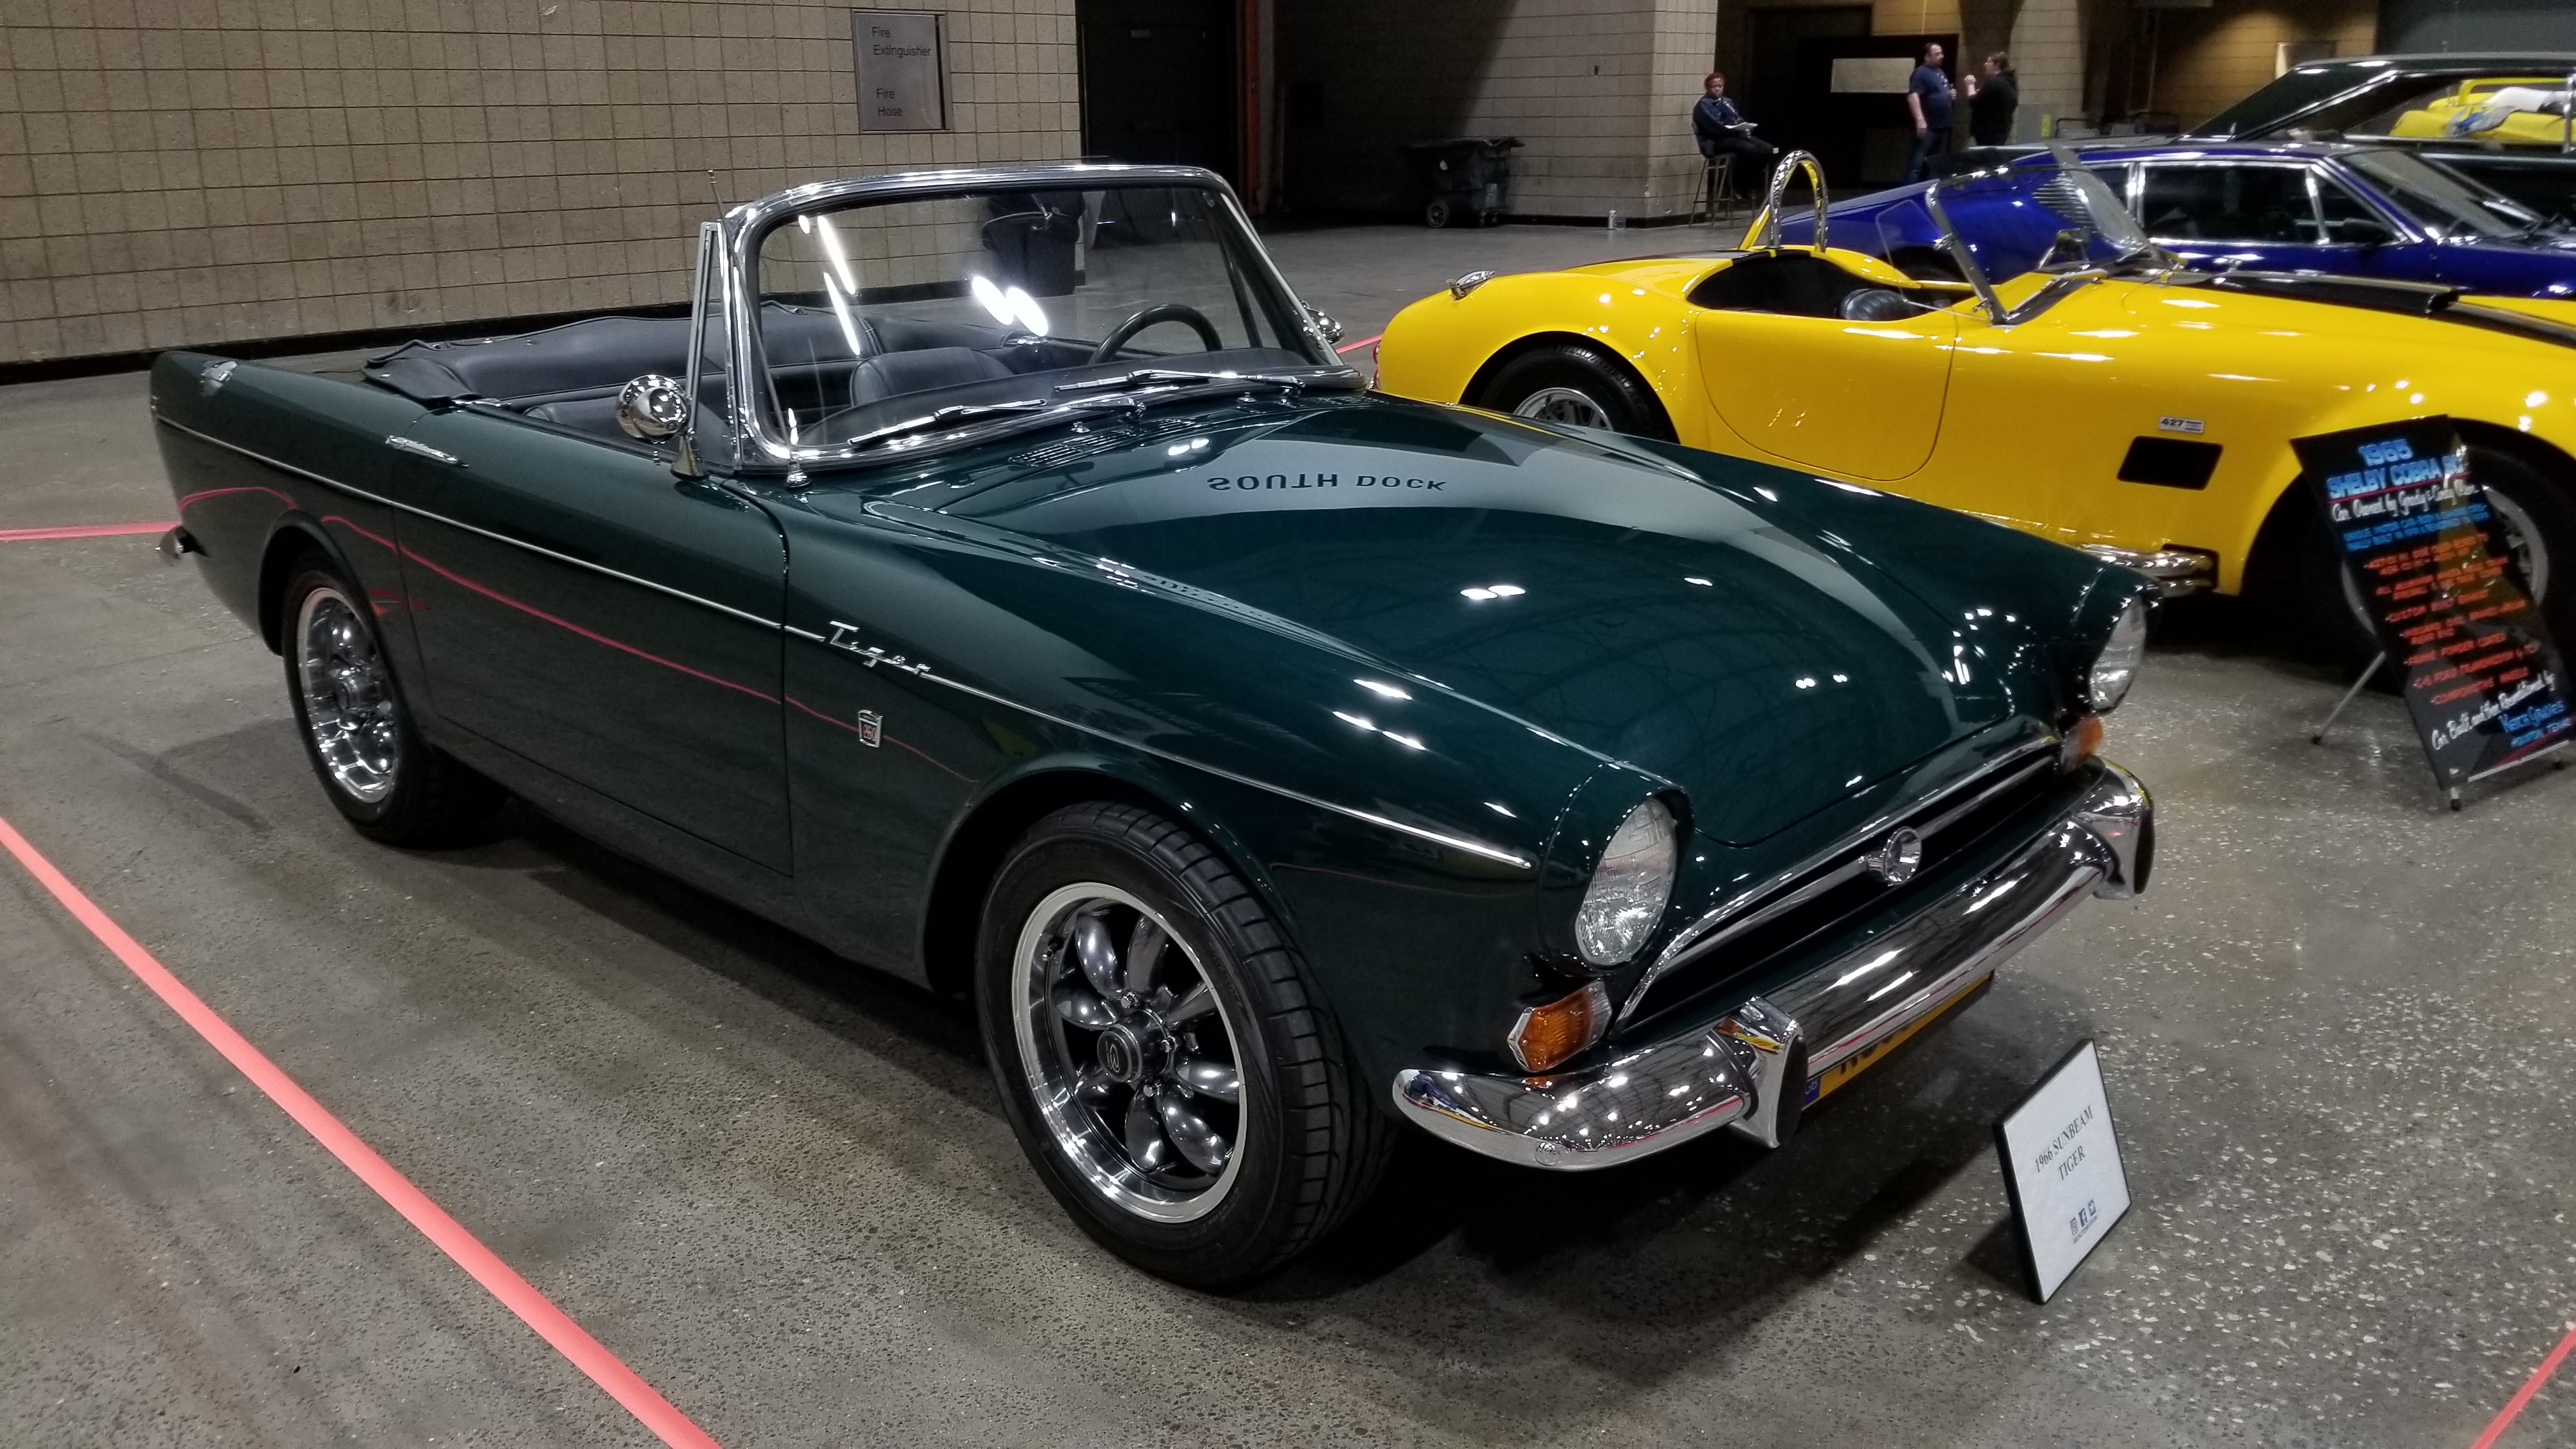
1993;1039;2131;1303
853;10;946;132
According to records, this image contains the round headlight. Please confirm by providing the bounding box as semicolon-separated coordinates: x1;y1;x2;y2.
2088;598;2150;712
1574;797;1680;966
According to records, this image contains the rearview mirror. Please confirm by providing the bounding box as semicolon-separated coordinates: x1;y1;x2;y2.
2037;226;2096;273
1304;303;1344;344
616;374;692;440
2329;217;2396;247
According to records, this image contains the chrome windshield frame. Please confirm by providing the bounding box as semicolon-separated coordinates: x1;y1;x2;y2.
710;162;1353;475
1926;147;2176;327
675;220;721;478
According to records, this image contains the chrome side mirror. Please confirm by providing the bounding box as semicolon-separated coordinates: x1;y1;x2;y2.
1304;303;1344;344
617;374;691;440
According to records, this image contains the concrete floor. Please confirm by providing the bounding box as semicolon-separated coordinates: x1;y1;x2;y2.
2;224;2572;1448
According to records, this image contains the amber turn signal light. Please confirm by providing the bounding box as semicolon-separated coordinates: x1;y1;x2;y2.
2062;714;2104;770
1508;980;1611;1073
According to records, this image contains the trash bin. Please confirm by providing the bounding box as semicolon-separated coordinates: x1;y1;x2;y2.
1402;137;1524;228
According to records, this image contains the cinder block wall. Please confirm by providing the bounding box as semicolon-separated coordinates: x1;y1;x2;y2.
1278;0;1718;223
2143;0;2376;130
0;0;1080;366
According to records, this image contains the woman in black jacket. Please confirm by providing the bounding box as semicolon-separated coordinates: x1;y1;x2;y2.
1965;52;2020;146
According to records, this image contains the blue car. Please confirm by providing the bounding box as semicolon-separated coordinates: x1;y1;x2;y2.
1782;141;2576;296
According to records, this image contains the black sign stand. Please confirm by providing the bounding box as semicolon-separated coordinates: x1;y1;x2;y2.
2296;417;2575;808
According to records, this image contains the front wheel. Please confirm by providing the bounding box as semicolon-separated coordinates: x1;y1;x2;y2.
280;556;504;845
1424;196;1455;229
1475;341;1677;441
976;802;1388;1286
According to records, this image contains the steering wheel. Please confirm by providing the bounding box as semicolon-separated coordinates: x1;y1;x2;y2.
1087;303;1223;365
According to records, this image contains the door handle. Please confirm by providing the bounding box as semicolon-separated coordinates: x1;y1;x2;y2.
386;435;461;465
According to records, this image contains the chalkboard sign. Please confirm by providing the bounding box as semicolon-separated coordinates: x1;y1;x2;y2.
2296;416;2574;789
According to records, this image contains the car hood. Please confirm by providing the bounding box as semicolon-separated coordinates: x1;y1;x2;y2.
859;400;2025;845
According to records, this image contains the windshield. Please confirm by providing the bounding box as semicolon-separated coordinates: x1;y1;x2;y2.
2345;148;2542;237
1919;159;2162;288
746;183;1332;455
2197;65;2389;137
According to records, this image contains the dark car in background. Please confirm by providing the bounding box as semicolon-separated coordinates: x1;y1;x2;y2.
1787;141;2576;296
2187;53;2576;218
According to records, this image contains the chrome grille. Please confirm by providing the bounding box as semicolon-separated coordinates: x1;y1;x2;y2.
1621;736;2070;1029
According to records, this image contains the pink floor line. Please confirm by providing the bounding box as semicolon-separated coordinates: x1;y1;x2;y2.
1335;334;1383;355
0;811;724;1449
0;521;177;542
2471;1319;2576;1449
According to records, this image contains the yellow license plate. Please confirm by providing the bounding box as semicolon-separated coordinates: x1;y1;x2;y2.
1806;974;1992;1105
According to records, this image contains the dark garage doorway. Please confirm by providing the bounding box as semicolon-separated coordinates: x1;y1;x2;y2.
1078;0;1240;189
1745;9;1960;192
1744;4;1870;162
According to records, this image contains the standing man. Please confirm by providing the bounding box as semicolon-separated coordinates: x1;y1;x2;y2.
1904;43;1956;183
1693;72;1777;201
1965;52;2020;146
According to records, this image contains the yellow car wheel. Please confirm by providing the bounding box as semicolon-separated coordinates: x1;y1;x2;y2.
1472;341;1676;442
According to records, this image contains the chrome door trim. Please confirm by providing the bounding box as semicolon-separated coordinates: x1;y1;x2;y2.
384;434;459;464
153;414;780;629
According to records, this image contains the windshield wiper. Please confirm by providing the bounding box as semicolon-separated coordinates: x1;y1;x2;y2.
843;399;1052;450
1054;368;1308;396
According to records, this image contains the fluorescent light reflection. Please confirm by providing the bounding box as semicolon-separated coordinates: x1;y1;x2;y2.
815;215;857;293
822;274;864;357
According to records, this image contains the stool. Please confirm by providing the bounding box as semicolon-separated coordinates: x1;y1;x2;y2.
1690;154;1736;227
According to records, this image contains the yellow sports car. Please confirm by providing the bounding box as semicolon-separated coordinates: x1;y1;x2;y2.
1375;155;2576;652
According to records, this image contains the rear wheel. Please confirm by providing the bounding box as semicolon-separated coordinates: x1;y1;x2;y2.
1423;196;1455;229
976;802;1388;1286
280;556;504;845
1476;341;1676;442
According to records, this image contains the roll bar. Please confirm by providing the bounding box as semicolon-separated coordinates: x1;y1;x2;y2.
1745;150;1828;254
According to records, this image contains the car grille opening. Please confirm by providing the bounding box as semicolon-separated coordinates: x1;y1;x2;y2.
1620;744;2076;1031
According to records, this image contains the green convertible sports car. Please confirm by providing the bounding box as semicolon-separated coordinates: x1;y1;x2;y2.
150;162;2154;1285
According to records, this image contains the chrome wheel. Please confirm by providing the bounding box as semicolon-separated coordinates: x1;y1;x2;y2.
1511;385;1613;429
2338;475;2554;632
2487;486;2552;602
1012;883;1246;1223
295;585;401;804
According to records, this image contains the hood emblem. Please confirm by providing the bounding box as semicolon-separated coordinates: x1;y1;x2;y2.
1863;826;1924;885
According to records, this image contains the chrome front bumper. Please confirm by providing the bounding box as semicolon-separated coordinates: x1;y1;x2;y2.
1392;760;2151;1170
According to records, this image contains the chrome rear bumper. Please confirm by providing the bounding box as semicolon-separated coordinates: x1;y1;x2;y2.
1392;760;2150;1170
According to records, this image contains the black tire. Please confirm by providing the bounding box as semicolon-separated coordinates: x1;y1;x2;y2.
279;555;505;846
2278;443;2576;669
976;802;1391;1287
1423;196;1454;229
1474;341;1678;441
